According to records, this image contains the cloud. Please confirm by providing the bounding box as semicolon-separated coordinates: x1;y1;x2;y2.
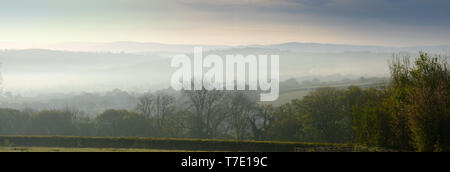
281;0;450;26
3;0;449;27
0;0;449;46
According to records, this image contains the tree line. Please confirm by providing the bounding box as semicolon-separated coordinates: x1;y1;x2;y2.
0;52;448;151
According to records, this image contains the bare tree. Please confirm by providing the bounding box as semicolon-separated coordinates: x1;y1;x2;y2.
248;104;274;140
136;94;154;118
183;85;226;138
153;92;175;128
136;92;175;129
227;91;256;140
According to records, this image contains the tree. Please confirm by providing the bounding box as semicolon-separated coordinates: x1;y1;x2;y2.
227;91;257;140
248;104;274;140
292;87;353;143
0;108;29;135
183;87;227;138
389;53;449;151
29;110;76;135
136;92;175;134
266;103;302;141
136;94;154;118
153;92;175;129
96;109;153;137
351;87;392;146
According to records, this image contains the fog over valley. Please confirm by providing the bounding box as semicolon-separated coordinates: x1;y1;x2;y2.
0;42;448;115
4;42;447;94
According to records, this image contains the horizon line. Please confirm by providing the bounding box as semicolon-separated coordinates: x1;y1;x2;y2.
1;41;450;49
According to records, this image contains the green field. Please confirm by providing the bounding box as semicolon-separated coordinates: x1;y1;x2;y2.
0;145;399;152
263;89;310;106
264;82;386;106
0;146;194;152
0;135;354;152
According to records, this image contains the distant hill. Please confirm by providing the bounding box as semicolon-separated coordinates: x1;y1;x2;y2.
0;42;230;54
1;43;446;94
251;42;450;53
279;78;301;92
2;41;450;54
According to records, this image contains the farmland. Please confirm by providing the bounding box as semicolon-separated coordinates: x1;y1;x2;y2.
266;81;386;106
0;135;353;152
0;146;190;152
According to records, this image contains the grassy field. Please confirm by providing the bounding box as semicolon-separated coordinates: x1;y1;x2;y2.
264;82;386;106
0;146;195;152
262;89;310;106
0;145;400;152
0;135;353;152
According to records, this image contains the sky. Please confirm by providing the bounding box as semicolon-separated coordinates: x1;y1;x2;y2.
1;0;450;46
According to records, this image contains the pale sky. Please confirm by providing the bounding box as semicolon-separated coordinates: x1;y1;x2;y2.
1;0;450;46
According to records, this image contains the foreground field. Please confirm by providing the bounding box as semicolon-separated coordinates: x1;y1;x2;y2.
0;146;195;152
0;135;353;152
